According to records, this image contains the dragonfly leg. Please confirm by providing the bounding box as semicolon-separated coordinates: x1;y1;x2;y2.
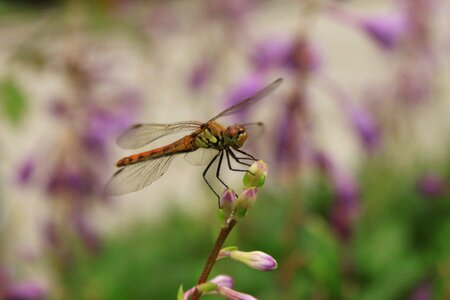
229;150;256;175
234;148;258;161
225;150;249;172
229;150;252;167
215;151;229;189
203;152;221;199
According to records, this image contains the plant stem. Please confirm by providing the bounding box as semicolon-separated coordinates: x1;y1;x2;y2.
191;218;237;300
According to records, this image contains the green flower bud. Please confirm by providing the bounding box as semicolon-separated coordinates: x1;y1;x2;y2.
236;187;258;218
243;160;268;188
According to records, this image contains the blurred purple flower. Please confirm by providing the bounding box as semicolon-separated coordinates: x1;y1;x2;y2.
17;158;35;185
72;212;101;253
275;91;305;173
416;173;448;198
403;0;436;48
42;221;60;250
4;281;47;300
330;170;361;240
48;99;69;119
251;38;292;72
328;5;406;51
313;150;361;240
46;163;95;198
0;269;47;300
83;89;142;155
396;66;432;104
224;73;265;121
206;0;257;23
146;3;179;36
187;60;212;92
347;106;381;152
409;280;432;300
251;37;321;73
359;14;407;50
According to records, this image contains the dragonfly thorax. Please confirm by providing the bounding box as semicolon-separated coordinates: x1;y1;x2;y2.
223;124;248;148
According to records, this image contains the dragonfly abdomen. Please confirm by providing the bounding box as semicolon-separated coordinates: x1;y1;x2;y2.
116;136;196;167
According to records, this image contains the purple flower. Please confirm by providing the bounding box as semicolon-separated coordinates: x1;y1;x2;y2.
251;38;292;71
409;280;432;300
331;167;361;239
72;212;101;253
360;14;407;50
274;92;305;172
251;37;321;73
84;90;141;156
328;5;406;51
347;106;381;152
416;173;448;198
16;158;35;185
4;280;47;300
312;150;361;239
0;270;47;300
45;163;95;198
187;60;212;92
224;73;265;121
205;0;257;23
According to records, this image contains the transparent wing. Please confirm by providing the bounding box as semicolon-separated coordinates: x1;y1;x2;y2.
208;78;283;122
117;121;202;149
105;155;177;195
184;148;219;166
242;122;265;147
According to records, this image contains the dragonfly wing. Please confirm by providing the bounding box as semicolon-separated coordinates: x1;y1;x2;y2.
184;148;219;166
208;78;283;122
117;121;202;149
242;122;265;147
105;155;177;195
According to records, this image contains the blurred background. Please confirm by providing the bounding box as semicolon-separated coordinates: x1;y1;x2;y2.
0;0;449;299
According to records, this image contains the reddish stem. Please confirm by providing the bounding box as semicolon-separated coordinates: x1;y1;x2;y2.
191;219;237;300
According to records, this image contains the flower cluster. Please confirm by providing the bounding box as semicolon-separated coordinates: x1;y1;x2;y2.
181;160;277;299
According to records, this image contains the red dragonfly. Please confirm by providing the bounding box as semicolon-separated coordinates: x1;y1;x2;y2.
106;78;282;197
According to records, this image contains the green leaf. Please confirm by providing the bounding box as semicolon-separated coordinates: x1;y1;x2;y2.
0;76;27;125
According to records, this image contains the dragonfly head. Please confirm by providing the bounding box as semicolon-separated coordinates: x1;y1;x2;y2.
224;124;248;148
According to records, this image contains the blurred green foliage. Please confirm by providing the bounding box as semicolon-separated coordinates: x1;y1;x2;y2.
0;76;27;125
63;154;450;299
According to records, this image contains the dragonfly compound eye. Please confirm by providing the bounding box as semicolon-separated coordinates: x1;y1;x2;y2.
235;130;248;148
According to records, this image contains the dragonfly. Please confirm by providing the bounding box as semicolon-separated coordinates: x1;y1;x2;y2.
106;78;282;198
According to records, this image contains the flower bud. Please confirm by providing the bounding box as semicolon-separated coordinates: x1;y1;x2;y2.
216;286;257;300
236;187;258;218
217;246;238;260
243;160;268;188
210;275;233;289
219;189;237;218
230;250;278;271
